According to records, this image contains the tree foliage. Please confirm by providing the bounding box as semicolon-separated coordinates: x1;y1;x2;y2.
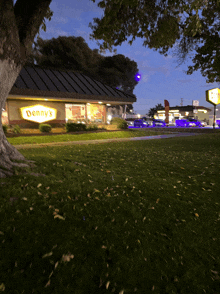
147;103;164;118
26;36;139;96
89;0;220;83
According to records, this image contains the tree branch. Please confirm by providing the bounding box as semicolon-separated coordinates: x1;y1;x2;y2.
14;0;52;52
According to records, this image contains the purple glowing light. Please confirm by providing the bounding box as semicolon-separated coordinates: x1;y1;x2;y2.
134;72;142;82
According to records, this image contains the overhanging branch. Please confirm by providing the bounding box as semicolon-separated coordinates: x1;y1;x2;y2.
14;0;52;51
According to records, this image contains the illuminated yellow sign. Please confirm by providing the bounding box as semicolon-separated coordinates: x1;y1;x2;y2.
206;88;220;105
20;105;57;123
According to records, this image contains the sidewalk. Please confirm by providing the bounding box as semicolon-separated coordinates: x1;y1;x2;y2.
14;132;203;149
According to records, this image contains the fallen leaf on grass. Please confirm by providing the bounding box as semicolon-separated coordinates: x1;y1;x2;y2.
37;183;42;188
61;253;74;262
54;214;65;220
156;198;160;203
195;213;199;217
51;192;58;195
42;252;53;258
94;189;100;193
106;281;110;289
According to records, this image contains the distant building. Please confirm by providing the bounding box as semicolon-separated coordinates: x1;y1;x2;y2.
155;105;211;124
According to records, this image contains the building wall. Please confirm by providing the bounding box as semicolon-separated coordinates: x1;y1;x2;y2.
4;99;108;127
7;99;65;127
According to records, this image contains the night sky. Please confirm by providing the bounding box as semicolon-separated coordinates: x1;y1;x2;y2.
36;0;219;114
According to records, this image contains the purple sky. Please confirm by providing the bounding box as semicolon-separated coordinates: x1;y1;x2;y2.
37;0;219;115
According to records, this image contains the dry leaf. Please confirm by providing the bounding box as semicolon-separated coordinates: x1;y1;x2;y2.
54;214;65;220
195;213;199;217
42;252;53;258
61;253;74;262
106;281;110;289
37;183;42;188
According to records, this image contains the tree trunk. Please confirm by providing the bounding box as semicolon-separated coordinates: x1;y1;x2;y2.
0;60;35;178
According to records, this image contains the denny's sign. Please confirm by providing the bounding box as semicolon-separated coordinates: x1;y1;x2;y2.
20;105;57;123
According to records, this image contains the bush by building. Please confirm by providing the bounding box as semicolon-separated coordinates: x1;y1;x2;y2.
65;122;87;132
110;117;128;129
86;124;99;131
3;124;8;134
12;125;21;134
39;124;52;133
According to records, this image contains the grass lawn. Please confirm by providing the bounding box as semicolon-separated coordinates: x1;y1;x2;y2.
0;133;220;293
7;129;174;145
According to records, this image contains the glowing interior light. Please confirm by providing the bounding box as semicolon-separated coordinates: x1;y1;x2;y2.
107;115;112;120
98;102;102;104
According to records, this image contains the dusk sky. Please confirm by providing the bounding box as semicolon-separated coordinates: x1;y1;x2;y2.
37;0;220;115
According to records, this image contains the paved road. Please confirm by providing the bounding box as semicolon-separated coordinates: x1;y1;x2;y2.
14;132;203;149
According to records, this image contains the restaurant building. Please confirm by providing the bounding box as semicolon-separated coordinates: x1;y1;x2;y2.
155;105;211;124
1;65;136;127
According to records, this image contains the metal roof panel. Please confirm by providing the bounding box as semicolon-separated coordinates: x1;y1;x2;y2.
25;67;49;91
79;73;102;95
59;71;86;94
68;72;92;94
14;71;27;88
42;69;68;92
20;68;39;90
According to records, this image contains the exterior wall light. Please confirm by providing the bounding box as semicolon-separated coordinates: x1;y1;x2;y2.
98;102;102;104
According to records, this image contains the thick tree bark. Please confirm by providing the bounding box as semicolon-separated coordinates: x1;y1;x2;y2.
0;60;36;178
0;0;52;178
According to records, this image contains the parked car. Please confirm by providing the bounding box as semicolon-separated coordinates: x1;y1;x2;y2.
126;120;134;126
201;121;207;127
216;120;220;128
133;119;150;128
152;119;166;127
175;118;203;127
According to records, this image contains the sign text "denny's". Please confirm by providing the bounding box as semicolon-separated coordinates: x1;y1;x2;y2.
20;105;57;123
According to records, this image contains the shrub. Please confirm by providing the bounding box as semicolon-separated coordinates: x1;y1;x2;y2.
110;117;124;125
65;122;86;132
86;124;99;131
117;120;128;129
12;125;21;134
39;124;52;133
3;124;8;133
110;117;128;129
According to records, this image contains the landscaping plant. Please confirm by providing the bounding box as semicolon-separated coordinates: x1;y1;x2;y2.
39;124;52;133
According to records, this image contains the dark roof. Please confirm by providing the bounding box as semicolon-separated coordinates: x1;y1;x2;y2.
9;66;136;103
157;105;211;112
